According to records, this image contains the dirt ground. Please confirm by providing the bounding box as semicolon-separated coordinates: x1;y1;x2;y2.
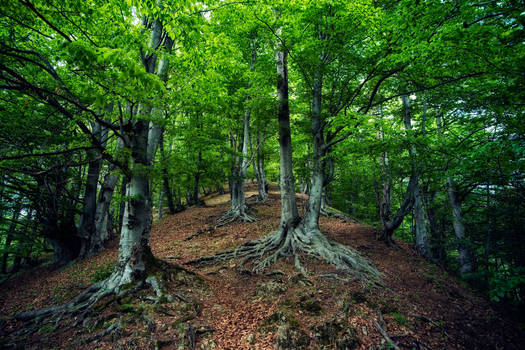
1;184;523;349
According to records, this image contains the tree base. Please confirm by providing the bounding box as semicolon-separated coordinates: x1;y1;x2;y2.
215;207;257;227
189;224;380;283
5;258;202;346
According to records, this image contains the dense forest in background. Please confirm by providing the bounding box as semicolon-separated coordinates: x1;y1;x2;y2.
0;0;524;339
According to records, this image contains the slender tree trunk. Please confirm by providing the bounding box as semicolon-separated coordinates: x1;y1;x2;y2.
77;121;104;258
254;130;269;201
1;203;22;274
159;134;176;214
217;40;256;225
275;39;299;227
93;138;123;250
436;115;473;275
192;150;203;206
158;188;164;220
448;177;472;276
304;69;324;231
118;176;128;236
377;105;415;245
402;95;430;258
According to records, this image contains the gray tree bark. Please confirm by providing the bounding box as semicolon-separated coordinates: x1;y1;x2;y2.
402;95;431;258
447;177;473;276
377;105;415;245
104;12;173;290
93;138;123;251
77;121;104;258
1;202;22;274
253;130;269;202
217;39;257;225
436;115;473;276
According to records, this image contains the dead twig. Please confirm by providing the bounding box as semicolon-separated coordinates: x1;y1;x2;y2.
185;227;215;241
374;310;401;350
410;313;450;339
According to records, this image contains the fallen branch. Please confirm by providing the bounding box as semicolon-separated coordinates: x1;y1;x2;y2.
374;310;401;350
185;227;215;241
410;313;450;338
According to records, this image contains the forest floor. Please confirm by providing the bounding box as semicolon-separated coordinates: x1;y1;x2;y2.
1;184;524;349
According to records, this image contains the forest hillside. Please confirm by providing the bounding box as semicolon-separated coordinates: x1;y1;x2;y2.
1;184;523;349
1;0;524;349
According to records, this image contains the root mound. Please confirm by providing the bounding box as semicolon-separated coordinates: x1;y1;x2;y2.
189;223;381;283
1;258;208;349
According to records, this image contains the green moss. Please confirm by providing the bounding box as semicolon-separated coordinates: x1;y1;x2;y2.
90;263;115;283
298;295;322;315
114;303;136;313
391;312;410;327
38;324;57;334
350;290;368;304
379;300;398;314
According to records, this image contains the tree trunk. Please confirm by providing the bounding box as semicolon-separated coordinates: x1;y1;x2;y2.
254;130;269;201
377;108;415;245
436;115;473;275
304;69;324;231
118;176;128;236
159;134;176;214
192;150;203;206
92;138;123;251
1;203;22;274
447;177;472;276
217;39;257;225
106;118;153;288
104;15;169;290
77;121;104;258
158;189;164;220
275;42;299;228
402;95;430;258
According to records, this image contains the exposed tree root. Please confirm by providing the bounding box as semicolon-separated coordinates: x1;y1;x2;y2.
188;224;381;283
215;207;257;227
185;226;215;241
320;205;357;223
4;258;202;346
255;195;268;204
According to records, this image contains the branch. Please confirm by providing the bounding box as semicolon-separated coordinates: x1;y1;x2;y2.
191;1;253;15
18;0;72;42
0;146;96;161
368;72;485;110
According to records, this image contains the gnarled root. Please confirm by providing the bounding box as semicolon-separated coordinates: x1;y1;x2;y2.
188;224;381;284
320;205;356;223
215;207;257;227
6;259;200;345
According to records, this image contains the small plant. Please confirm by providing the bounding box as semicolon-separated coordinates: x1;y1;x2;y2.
38;323;57;334
391;312;410;327
90;263;115;283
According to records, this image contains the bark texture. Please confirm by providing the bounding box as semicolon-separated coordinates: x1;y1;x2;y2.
217;39;257;225
77;121;104;258
402;95;431;258
447;177;473;276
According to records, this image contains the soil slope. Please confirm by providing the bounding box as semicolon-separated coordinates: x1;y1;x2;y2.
0;184;523;349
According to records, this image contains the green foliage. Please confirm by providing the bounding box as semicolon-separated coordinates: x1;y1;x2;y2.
89;263;115;283
487;267;525;303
